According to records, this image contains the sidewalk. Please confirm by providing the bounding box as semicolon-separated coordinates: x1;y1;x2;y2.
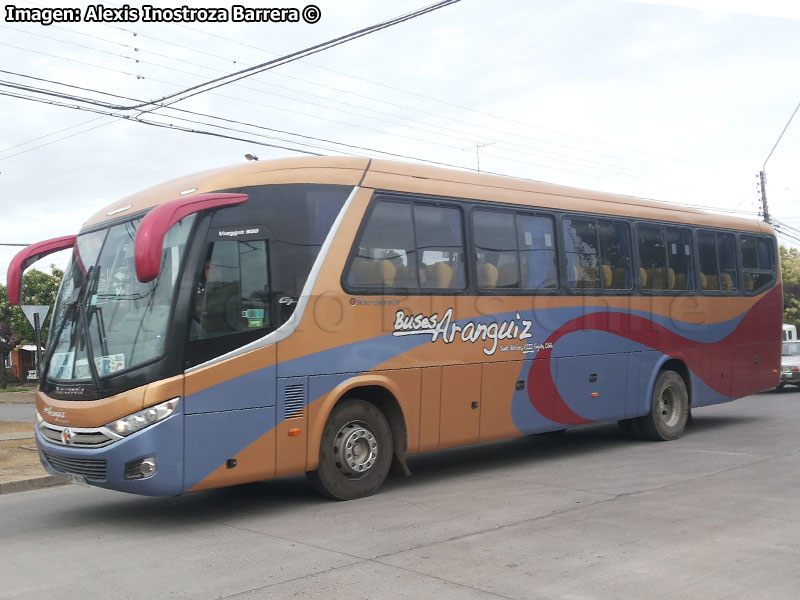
0;390;65;494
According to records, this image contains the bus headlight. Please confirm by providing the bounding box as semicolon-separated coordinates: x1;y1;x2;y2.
107;397;180;437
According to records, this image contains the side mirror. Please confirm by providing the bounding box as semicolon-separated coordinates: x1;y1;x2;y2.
134;192;248;283
7;235;77;305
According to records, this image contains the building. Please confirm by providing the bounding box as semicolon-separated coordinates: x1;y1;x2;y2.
8;345;40;382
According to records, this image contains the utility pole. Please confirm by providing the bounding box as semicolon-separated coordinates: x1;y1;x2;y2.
460;141;494;173
760;99;800;225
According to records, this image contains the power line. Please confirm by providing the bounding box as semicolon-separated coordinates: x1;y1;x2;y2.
3;17;723;183
11;2;713;173
0;117;117;161
763;98;800;170
0;74;679;185
158;9;716;170
1;46;664;180
1;87;770;226
757;97;800;224
9;0;462;112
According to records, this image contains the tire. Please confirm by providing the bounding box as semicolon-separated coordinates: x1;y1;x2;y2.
637;370;689;441
307;399;393;500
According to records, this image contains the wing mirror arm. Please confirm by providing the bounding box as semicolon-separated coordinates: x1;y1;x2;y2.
6;235;77;305
134;192;248;283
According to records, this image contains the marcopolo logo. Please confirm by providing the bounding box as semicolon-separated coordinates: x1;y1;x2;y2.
391;308;535;356
349;297;401;307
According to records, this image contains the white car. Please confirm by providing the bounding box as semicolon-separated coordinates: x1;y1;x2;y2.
780;341;800;388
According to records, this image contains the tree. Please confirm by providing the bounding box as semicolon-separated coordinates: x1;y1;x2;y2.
0;322;19;389
781;246;800;328
0;265;64;346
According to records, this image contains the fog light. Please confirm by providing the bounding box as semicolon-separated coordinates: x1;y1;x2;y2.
125;457;157;480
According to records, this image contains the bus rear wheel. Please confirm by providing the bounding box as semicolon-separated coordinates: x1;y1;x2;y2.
637;370;689;441
308;399;392;500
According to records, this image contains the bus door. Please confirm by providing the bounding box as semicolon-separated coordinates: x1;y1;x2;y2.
182;228;277;491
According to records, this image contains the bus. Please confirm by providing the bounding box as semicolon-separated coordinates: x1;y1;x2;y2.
8;157;782;500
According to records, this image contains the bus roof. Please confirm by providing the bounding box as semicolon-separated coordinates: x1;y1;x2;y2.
83;156;773;235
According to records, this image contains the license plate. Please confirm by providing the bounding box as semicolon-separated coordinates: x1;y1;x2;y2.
66;473;88;486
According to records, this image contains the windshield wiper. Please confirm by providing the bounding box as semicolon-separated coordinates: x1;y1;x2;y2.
40;300;78;381
78;266;105;395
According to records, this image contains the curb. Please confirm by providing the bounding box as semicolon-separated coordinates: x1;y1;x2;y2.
0;475;66;495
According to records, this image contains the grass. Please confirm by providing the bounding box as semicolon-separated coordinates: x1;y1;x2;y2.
0;387;35;393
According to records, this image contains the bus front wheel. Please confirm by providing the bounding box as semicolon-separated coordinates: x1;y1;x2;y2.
637;370;689;441
308;399;393;500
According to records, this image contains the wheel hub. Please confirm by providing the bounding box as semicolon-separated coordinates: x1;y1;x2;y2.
333;421;378;479
658;386;680;428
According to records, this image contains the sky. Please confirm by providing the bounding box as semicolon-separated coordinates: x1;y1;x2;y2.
1;0;799;285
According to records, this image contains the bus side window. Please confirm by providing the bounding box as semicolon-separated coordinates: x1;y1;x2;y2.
740;234;776;293
598;220;632;290
563;218;600;289
517;214;557;290
698;231;738;293
414;204;466;290
638;225;668;291
666;227;694;291
474;210;520;289
716;233;738;293
346;199;466;291
191;240;270;340
698;231;720;291
346;201;417;290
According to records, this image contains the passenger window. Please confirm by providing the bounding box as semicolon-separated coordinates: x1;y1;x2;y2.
563;218;600;289
414;205;466;290
474;211;520;289
191;240;270;340
517;215;557;289
666;227;694;291
564;217;631;290
347;201;418;289
346;199;466;291
638;225;668;290
598;220;632;290
698;231;737;293
698;231;719;291
717;233;738;292
740;234;776;293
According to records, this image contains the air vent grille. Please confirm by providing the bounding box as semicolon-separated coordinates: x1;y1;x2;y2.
284;384;305;419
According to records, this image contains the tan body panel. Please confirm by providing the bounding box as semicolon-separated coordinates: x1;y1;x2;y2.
37;375;183;428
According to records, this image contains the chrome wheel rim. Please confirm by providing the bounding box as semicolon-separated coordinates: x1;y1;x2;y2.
333;420;378;479
658;386;681;428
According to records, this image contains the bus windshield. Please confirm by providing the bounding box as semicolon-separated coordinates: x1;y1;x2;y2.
783;342;800;356
46;215;196;383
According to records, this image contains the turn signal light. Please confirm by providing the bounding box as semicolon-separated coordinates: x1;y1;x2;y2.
591;392;599;397
773;369;779;373
288;428;302;437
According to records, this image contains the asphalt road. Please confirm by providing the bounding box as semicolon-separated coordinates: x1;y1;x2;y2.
2;388;799;600
0;402;36;422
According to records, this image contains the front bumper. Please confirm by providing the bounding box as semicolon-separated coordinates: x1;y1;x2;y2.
36;409;184;496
